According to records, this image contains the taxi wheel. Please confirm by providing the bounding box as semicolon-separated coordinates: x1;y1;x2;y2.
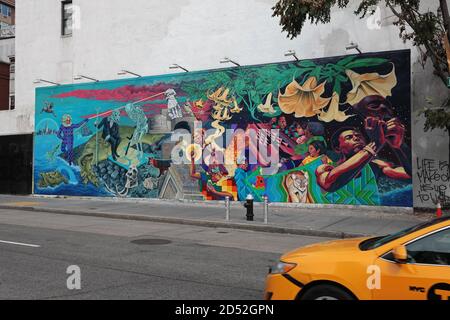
300;284;355;300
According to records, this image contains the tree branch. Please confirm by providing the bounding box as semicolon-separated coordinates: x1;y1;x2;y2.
440;0;450;41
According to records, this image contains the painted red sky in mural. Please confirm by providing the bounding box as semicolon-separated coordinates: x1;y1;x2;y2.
54;84;187;119
55;83;212;121
53;84;178;102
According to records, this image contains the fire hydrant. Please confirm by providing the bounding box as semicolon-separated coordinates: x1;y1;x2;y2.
244;194;254;221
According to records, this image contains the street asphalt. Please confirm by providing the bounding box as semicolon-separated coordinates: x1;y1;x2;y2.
0;208;333;300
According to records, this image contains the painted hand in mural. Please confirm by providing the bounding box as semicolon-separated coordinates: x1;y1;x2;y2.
384;118;405;149
364;117;387;151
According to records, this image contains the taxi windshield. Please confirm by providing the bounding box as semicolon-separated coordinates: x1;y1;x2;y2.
359;217;450;251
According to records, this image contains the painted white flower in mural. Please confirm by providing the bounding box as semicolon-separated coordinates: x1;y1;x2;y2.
278;77;330;118
345;65;397;106
318;92;355;123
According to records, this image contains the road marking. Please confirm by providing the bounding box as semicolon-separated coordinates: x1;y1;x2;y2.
0;240;41;248
4;201;42;206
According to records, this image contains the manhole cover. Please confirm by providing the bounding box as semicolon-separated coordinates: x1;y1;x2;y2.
131;239;171;245
217;231;229;234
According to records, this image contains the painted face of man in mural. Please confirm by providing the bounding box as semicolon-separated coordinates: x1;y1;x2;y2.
278;116;287;130
335;129;367;157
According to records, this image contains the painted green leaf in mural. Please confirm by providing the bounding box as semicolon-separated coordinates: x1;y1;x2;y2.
333;81;342;95
336;74;348;82
345;58;388;69
309;66;322;80
233;78;246;94
337;55;358;66
298;60;317;68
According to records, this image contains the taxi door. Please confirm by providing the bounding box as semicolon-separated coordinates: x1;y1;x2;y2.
372;226;450;300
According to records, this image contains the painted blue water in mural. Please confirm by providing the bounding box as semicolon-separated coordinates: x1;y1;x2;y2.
34;49;413;207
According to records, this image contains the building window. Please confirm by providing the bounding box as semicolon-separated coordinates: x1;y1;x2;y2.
0;4;11;17
0;62;10;111
61;1;73;36
10;95;14;110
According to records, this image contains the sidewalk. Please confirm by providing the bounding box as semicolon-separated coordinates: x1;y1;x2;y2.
0;194;437;239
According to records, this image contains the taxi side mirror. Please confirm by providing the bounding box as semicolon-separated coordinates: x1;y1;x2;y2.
392;245;408;264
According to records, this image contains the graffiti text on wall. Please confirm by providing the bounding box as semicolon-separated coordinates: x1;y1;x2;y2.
416;158;450;205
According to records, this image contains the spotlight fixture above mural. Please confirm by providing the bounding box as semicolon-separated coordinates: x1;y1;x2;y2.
169;64;189;72
284;50;299;61
74;75;99;82
118;70;142;77
220;57;240;67
346;42;362;54
33;79;61;86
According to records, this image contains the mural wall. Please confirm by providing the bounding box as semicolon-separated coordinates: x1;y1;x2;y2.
34;49;413;207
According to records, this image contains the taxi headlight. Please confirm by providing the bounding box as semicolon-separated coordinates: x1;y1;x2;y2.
269;261;297;274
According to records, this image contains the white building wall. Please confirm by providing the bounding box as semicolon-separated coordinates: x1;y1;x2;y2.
8;0;450;208
0;37;13;62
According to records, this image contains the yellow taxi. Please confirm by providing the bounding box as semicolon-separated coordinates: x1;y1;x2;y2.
264;216;450;300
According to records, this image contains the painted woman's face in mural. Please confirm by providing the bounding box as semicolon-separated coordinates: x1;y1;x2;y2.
337;130;367;156
308;144;319;157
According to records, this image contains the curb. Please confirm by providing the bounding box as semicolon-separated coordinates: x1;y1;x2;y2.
0;205;366;239
28;194;414;214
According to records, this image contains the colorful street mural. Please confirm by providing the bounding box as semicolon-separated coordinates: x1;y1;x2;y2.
34;49;413;207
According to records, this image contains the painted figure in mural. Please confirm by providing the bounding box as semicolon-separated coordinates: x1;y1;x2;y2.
294;122;327;156
57;114;88;165
117;165;139;197
189;127;226;167
124;102;148;157
315;125;411;193
165;89;183;120
190;151;235;200
183;99;195;117
96;109;121;161
353;95;412;176
290;122;307;144
300;141;331;166
41;102;56;117
271;116;288;133
285;171;309;203
268;116;299;170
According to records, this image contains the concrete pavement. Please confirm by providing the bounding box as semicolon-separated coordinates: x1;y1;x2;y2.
0;194;437;238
